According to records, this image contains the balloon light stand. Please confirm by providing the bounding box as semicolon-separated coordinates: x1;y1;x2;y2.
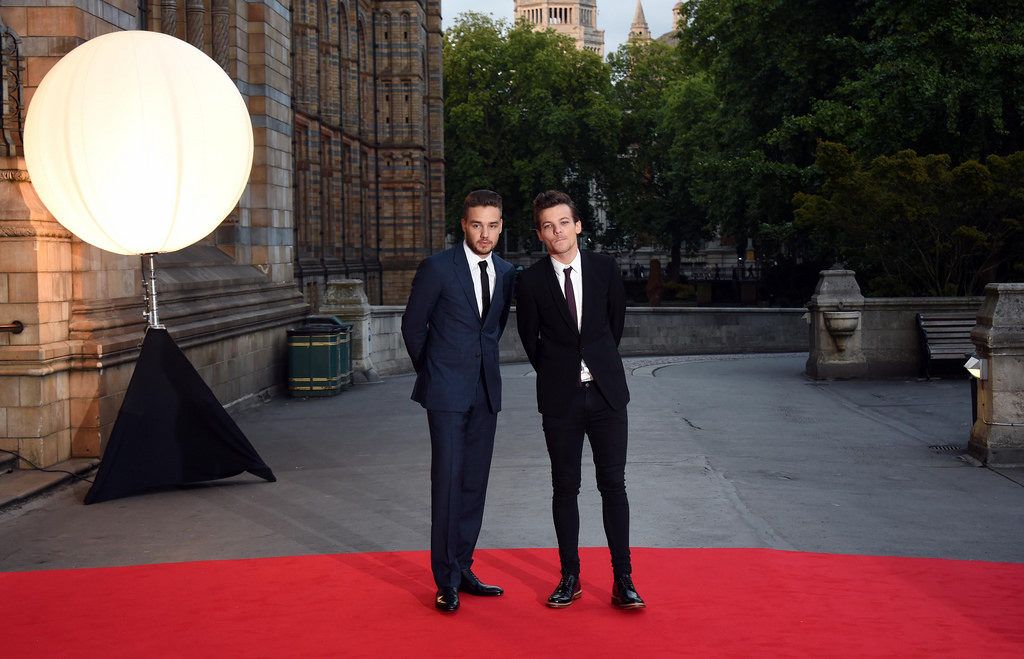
83;254;276;505
141;253;164;330
22;30;275;504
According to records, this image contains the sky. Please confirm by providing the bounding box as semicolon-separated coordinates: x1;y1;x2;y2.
439;1;682;55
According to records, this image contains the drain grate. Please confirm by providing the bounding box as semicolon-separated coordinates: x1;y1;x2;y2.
929;444;966;455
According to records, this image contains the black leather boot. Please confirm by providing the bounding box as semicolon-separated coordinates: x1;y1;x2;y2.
611;574;646;609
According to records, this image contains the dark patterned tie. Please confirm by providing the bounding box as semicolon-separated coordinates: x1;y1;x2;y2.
479;261;490;320
564;266;577;328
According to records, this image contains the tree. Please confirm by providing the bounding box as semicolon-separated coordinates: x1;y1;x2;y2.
794;142;1024;295
794;0;1024;161
679;0;1024;297
606;40;717;279
443;14;620;249
680;0;863;239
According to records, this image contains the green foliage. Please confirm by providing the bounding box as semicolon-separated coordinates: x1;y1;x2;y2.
813;0;1024;160
681;0;864;239
604;40;717;275
794;142;1024;295
679;0;1024;295
443;14;619;247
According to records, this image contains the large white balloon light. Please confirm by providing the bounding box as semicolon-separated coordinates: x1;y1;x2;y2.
24;30;254;256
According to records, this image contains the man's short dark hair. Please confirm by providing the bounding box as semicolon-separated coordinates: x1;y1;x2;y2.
532;190;581;230
463;190;502;218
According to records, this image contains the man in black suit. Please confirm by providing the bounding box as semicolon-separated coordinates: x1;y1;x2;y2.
402;190;516;612
516;190;646;610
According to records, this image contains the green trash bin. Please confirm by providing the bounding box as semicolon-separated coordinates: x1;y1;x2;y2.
308;315;353;388
287;316;352;397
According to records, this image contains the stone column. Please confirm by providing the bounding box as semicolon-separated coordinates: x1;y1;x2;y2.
321;279;381;383
969;283;1024;466
0;157;75;468
185;0;205;51
211;0;231;71
805;267;867;379
161;0;178;36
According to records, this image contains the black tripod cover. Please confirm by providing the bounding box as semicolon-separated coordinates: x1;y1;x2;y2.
84;328;276;504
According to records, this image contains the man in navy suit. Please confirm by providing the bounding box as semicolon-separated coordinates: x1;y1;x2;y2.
401;190;516;613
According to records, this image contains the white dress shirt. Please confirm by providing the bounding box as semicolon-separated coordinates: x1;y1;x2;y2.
551;250;593;382
464;241;496;317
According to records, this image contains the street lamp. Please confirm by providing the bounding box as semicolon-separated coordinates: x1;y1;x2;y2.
23;30;274;504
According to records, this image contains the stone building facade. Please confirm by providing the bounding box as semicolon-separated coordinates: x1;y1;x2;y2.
0;0;443;471
514;0;605;56
291;0;444;306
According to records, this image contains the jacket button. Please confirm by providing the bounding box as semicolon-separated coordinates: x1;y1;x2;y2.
475;353;481;358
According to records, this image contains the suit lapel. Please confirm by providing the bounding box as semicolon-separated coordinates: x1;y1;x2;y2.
544;257;580;336
452;245;481;323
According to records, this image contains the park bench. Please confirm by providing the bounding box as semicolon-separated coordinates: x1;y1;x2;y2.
916;311;978;378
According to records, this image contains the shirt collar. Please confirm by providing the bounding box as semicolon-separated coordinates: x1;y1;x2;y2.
550;248;581;275
464;241;494;270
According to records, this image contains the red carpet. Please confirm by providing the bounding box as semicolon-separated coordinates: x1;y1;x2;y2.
3;547;1023;657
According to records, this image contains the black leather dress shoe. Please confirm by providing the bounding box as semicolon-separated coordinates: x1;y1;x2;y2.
611;574;646;609
459;569;504;596
546;574;582;608
435;587;459;612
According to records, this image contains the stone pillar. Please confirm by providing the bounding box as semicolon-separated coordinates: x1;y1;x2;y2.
185;0;205;50
321;279;381;383
161;0;178;36
805;267;868;379
211;0;230;71
969;283;1024;466
0;157;74;468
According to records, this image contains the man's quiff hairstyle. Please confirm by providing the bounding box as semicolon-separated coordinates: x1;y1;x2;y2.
532;190;581;230
462;190;502;218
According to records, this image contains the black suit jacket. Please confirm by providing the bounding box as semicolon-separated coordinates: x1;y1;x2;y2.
402;245;515;413
516;250;629;417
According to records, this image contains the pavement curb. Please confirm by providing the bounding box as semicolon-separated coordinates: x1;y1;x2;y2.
0;458;99;513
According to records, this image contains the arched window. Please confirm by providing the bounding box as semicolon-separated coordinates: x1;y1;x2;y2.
339;3;349;128
381;12;392;72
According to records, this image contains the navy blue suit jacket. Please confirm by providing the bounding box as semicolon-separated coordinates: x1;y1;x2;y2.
402;245;515;413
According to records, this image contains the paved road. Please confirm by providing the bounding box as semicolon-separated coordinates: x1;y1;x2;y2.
2;354;1022;572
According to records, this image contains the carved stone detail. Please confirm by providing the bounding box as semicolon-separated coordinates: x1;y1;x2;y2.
0;16;25;158
186;0;206;51
0;168;29;182
161;0;178;37
0;225;72;239
212;0;231;71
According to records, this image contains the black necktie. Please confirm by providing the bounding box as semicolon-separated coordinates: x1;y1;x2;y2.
479;261;490;319
564;266;577;328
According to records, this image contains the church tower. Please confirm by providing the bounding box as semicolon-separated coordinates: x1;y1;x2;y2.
628;0;652;43
514;1;606;56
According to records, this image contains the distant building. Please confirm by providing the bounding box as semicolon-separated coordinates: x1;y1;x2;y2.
514;0;606;56
657;2;687;46
628;0;652;43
